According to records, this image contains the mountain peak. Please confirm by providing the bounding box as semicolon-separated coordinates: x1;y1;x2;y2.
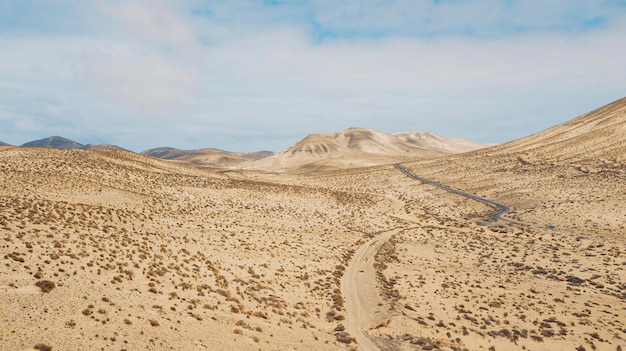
245;128;490;171
21;136;84;149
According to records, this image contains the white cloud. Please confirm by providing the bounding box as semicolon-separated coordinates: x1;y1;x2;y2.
0;1;625;151
308;0;623;37
71;42;196;116
99;1;199;50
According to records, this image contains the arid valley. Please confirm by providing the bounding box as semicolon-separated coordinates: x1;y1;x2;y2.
1;98;625;351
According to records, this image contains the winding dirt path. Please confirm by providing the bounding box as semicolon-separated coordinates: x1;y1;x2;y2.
341;229;398;351
341;165;519;350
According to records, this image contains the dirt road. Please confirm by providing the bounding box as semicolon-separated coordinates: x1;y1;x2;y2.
341;229;397;351
394;163;516;222
341;165;517;351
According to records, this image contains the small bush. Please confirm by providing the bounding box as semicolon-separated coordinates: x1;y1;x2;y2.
34;343;52;351
335;332;355;344
35;280;55;293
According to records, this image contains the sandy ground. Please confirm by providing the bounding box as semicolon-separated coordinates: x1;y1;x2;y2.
283;155;625;351
366;167;625;351
1;148;394;350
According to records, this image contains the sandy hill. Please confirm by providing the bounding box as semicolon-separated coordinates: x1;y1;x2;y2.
402;96;626;235
142;147;274;167
244;127;488;171
484;96;626;164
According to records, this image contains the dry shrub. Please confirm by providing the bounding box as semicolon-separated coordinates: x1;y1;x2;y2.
35;280;55;293
34;344;52;351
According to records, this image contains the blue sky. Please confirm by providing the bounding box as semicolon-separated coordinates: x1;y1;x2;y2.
1;0;625;152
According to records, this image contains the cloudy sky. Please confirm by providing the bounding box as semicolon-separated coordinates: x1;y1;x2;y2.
1;1;625;152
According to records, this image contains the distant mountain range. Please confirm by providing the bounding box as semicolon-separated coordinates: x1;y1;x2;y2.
140;147;274;167
19;136;127;151
3;93;624;172
9;136;275;167
3;129;489;170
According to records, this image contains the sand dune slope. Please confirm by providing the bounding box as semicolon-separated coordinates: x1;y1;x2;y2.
490;96;626;163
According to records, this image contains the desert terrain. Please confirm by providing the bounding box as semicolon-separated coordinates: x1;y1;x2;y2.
1;98;625;351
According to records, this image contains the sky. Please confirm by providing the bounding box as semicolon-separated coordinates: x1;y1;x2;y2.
1;0;625;152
